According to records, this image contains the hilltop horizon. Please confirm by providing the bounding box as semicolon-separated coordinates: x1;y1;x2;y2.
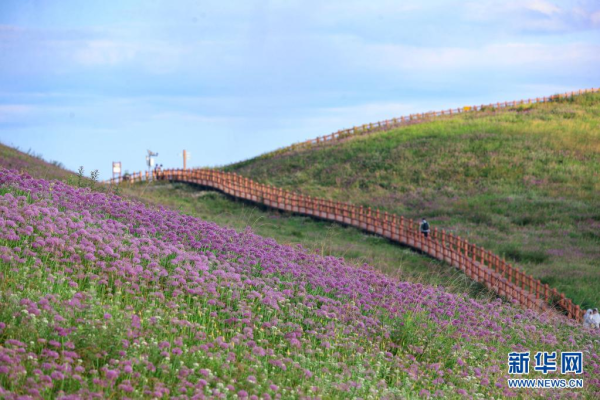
2;0;599;177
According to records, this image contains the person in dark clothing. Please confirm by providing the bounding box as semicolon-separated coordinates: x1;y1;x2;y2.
420;218;430;238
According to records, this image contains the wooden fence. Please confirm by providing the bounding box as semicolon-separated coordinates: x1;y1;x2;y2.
108;168;583;322
253;88;600;158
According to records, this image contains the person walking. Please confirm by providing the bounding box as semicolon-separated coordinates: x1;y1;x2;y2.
420;218;430;238
584;309;593;328
592;309;600;329
154;164;163;180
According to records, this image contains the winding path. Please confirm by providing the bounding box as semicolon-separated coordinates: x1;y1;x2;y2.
110;168;583;322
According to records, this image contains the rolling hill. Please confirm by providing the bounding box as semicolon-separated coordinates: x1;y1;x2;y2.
224;92;600;309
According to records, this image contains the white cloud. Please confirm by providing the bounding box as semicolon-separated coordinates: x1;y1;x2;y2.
0;104;33;123
341;39;600;74
313;0;421;23
465;0;562;19
67;34;247;75
526;0;561;16
150;111;237;124
464;0;600;32
74;40;137;66
69;37;198;74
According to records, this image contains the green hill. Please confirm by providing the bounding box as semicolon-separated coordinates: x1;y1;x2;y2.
224;93;600;309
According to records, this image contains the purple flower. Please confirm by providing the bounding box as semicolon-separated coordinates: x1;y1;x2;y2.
105;369;119;380
171;347;183;356
50;371;64;380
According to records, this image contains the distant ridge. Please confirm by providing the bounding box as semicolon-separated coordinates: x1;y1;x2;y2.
235;87;599;163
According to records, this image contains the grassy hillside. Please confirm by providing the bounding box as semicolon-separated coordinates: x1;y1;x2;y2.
2;169;599;399
0;142;75;182
0;140;500;303
225;93;600;309
0;141;496;301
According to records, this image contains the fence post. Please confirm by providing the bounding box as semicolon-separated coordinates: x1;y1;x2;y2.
441;229;446;261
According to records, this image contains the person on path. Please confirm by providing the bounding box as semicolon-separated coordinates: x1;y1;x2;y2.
420;218;430;238
592;309;600;329
584;309;593;328
154;164;163;180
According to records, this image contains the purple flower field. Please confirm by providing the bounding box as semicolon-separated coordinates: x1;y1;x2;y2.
0;168;599;399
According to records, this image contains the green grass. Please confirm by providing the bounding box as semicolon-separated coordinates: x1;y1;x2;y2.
224;93;600;309
120;182;495;301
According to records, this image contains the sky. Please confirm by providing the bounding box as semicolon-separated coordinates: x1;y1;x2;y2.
0;0;599;179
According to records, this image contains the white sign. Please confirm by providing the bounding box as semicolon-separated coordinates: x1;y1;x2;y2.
112;162;121;174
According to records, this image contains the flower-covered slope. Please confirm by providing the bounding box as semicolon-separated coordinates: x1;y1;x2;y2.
0;143;75;182
0;169;598;399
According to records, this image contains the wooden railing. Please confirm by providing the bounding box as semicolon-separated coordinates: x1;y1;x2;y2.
108;168;583;322
246;88;600;159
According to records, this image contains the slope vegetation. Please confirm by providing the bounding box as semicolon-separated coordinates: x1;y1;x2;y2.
0;142;75;182
225;93;600;308
1;169;599;399
120;181;493;299
0;143;495;303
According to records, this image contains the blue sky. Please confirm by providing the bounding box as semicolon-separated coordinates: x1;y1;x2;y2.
1;0;599;179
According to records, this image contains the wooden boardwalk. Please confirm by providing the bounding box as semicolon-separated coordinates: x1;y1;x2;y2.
110;168;582;322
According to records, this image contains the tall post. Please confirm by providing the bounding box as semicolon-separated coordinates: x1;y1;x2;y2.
112;162;122;182
183;150;187;170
